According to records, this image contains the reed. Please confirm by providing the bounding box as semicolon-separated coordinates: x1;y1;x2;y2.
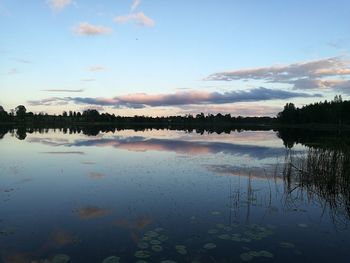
283;144;350;227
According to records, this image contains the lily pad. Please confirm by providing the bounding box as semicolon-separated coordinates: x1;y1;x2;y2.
142;236;152;241
208;229;219;234
177;249;187;255
240;252;253;261
134;251;151;259
248;251;260;257
211;211;221;215
175;245;186;250
259;250;274;258
231;236;242;242
52;254;71;263
151;245;163;252
203;243;216;250
145;231;158;238
150;239;161;245
223;226;232;231
175;245;187;255
158;235;169;241
160;261;177;263
102;256;120;263
280;242;295;248
138;242;149;249
218;234;231;240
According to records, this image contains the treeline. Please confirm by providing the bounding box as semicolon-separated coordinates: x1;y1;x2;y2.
1;95;349;127
0;105;275;127
277;95;350;124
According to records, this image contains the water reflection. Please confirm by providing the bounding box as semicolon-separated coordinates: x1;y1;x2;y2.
29;136;287;160
73;206;111;220
284;143;350;228
0;127;350;262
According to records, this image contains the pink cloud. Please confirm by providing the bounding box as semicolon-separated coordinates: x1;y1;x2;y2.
114;12;155;27
48;0;72;11
73;22;112;36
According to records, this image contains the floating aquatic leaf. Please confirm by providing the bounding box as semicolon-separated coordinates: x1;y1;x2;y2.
142;236;152;241
203;243;217;250
280;242;295;248
216;223;225;228
218;234;231;240
259;250;274;258
138;242;149;249
211;211;221;215
158;235;168;241
145;231;158;238
134;251;151;259
240;253;253;261
175;245;187;255
151;245;163;252
231;236;241;242
248;251;260;257
154;227;164;232
150;240;161;245
160;260;177;263
208;229;219;234
176;248;187;255
52;254;71;263
135;261;148;263
175;245;186;250
223;226;232;231
102;256;120;263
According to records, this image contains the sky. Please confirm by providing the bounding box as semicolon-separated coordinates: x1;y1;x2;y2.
1;0;350;116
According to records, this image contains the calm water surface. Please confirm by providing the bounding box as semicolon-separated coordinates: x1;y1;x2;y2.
0;129;349;262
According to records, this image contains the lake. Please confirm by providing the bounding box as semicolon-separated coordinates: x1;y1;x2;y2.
0;128;350;263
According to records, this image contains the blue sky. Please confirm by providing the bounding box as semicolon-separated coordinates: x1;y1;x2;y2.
1;0;349;116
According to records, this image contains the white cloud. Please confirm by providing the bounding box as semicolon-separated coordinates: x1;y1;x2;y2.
73;22;112;36
131;0;142;12
48;0;72;11
114;12;155;27
88;65;106;72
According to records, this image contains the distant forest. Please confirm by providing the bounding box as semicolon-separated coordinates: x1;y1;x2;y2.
277;95;350;125
0;96;349;127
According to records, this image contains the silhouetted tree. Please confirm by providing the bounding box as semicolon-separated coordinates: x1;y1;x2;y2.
277;96;350;125
0;105;8;121
15;127;27;140
15;105;27;119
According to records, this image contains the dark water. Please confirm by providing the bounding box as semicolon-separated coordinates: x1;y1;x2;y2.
0;128;350;263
